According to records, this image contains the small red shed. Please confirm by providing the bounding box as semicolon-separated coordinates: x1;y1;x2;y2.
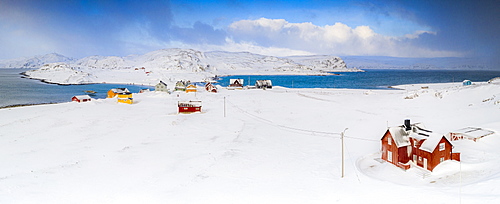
178;101;202;113
72;95;92;103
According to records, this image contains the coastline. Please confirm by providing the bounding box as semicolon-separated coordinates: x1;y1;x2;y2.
0;102;60;109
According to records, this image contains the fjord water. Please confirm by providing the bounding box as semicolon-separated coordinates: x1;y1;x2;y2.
0;69;152;108
1;69;500;108
218;69;500;89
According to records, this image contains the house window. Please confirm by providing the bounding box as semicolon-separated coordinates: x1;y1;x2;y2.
440;157;445;163
413;155;417;162
439;143;445;151
388;151;392;162
388;137;392;145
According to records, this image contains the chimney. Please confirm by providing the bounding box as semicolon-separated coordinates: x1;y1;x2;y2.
404;119;411;131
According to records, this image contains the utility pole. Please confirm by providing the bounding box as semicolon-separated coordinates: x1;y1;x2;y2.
341;128;348;178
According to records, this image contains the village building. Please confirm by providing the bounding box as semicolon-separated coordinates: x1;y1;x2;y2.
255;80;272;89
205;82;217;93
139;88;150;93
178;101;202;113
107;88;130;98
175;80;188;91
155;81;169;92
186;84;197;93
381;120;460;171
117;92;133;104
448;127;494;142
463;80;472;86
72;95;92;103
228;79;244;90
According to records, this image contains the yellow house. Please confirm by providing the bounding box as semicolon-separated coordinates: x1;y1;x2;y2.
107;88;130;98
117;92;133;104
186;84;197;93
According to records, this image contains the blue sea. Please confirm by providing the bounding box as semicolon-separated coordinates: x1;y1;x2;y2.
1;68;500;108
218;69;500;89
0;69;152;108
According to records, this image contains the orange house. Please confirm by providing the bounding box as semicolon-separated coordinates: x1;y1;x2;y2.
186;84;197;93
107;88;130;98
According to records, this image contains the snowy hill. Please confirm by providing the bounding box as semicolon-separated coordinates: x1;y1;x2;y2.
0;53;75;68
20;49;355;85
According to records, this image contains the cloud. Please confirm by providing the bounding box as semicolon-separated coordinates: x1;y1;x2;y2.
227;18;461;57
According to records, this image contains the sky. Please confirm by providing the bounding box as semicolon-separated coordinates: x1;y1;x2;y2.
0;0;498;66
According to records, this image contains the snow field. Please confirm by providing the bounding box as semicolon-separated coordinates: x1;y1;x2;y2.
0;82;499;203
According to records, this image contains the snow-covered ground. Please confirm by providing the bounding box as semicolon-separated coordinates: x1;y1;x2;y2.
1;80;499;203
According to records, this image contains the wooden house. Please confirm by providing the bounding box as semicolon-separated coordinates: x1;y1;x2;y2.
255;80;272;89
107;88;130;98
155;81;169;92
205;82;218;93
178;101;202;113
228;79;244;89
72;95;92;103
381;120;460;171
117;92;133;104
448;127;494;142
186;84;197;93
175;80;188;91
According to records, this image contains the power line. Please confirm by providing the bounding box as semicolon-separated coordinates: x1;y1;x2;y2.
226;99;341;138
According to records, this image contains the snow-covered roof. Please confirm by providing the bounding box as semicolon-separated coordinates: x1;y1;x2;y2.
387;126;411;148
178;101;202;107
451;127;494;139
157;81;167;86
387;122;448;152
230;79;244;84
73;95;92;100
418;132;447;153
110;88;129;93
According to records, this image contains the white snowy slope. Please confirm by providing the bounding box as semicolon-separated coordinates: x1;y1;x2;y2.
0;53;75;69
20;49;355;85
0;81;499;203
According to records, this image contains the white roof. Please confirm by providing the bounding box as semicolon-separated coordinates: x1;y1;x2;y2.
451;127;494;139
111;88;130;93
230;79;244;84
73;95;92;100
387;126;411;148
178;101;202;107
418;132;447;153
387;123;448;152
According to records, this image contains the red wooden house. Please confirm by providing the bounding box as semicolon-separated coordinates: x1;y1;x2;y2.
205;82;218;93
228;79;244;90
381;120;460;171
178;101;202;113
72;95;92;103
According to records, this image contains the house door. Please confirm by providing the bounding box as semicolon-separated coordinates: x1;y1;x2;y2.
423;158;428;170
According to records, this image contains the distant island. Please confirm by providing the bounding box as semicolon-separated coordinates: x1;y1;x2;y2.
1;49;361;85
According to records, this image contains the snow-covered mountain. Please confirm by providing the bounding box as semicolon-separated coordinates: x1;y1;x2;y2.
19;49;356;85
0;53;75;68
